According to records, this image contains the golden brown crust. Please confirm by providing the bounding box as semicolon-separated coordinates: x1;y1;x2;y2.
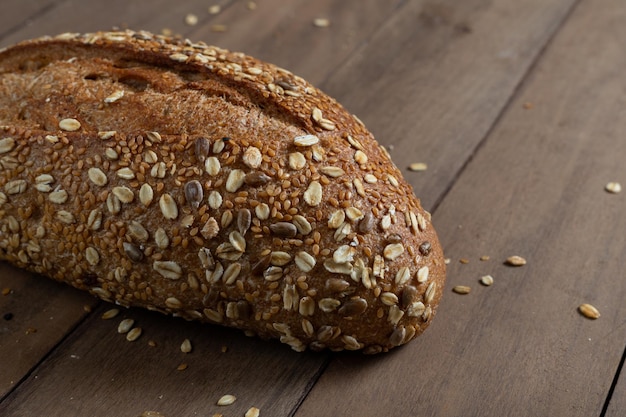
0;30;445;353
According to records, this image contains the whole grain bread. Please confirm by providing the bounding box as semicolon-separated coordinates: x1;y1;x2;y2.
0;30;445;353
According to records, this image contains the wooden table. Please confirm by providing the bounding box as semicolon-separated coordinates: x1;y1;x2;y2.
1;0;625;415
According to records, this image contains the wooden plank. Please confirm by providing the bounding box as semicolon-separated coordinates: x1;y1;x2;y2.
0;263;96;399
0;0;56;39
606;352;626;416
316;0;579;211
0;302;329;417
294;0;626;415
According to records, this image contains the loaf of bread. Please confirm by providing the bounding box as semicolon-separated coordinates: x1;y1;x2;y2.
0;30;445;353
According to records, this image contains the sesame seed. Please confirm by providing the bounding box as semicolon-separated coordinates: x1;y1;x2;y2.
59;118;81;131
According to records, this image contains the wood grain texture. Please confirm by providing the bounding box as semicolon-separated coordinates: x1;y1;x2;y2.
0;302;328;417
0;263;96;399
295;0;626;415
606;351;626;417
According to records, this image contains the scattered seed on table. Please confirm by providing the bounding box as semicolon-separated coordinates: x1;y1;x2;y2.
578;303;600;319
126;327;142;342
459;258;469;264
221;345;228;353
505;255;526;266
408;162;428;172
117;318;134;334
181;338;192;353
177;363;188;371
185;13;198;26
208;5;221;14
453;285;471;294
148;340;157;347
101;308;120;320
313;18;330;27
83;305;92;313
444;258;451;265
480;255;490;261
480;275;494;286
26;327;37;334
247;1;257;10
245;407;261;417
523;102;534;110
605;182;622;194
217;394;237;406
2;287;11;295
140;411;166;417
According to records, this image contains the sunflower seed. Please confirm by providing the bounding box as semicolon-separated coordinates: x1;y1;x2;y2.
126;327;142;342
184;180;203;209
101;308;120;320
270;222;298;238
123;242;144;262
245;172;270;186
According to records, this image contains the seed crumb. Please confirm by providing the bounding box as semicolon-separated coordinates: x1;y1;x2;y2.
161;28;173;36
101;308;120;320
118;318;135;334
246;1;257;10
83;305;92;313
459;258;469;264
126;327;142;342
181;338;192;353
148;340;157;347
177;363;188;371
211;24;228;32
605;182;622;194
480;275;494;286
208;5;221;14
453;285;471;294
140;411;166;417
523;102;534;110
444;258;451;265
245;407;261;417
505;255;526;266
408;162;428;172
25;327;37;334
2;287;11;296
578;303;600;319
480;255;490;261
313;18;330;28
185;13;199;26
217;394;237;406
221;345;228;353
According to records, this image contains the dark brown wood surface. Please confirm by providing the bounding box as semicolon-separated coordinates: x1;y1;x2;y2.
1;0;625;416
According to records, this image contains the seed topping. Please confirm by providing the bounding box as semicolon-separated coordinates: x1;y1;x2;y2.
505;255;526;266
59;118;81;131
159;194;178;220
88;168;108;186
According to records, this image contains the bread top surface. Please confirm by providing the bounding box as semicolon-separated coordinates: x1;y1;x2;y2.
0;30;445;353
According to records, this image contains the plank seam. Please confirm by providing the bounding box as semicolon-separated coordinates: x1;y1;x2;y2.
601;343;626;416
429;0;585;215
288;355;332;417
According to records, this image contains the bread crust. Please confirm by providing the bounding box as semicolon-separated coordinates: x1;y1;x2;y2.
0;30;445;353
